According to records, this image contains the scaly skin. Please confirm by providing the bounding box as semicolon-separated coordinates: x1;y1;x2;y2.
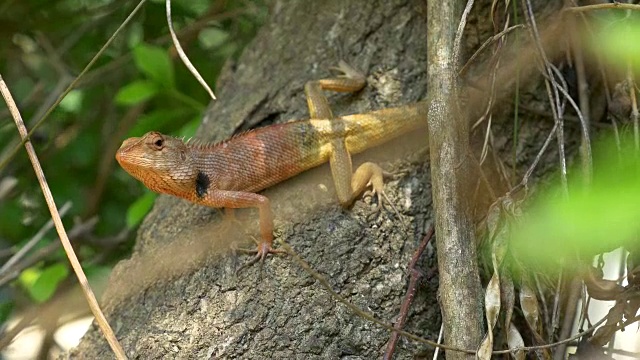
116;63;428;263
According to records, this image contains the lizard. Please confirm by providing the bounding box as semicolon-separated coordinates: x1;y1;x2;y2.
115;61;428;264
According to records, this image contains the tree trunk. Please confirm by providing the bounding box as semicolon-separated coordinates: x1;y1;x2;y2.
426;2;483;359
70;0;560;358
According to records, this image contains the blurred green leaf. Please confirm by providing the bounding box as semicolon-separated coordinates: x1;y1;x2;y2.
0;297;14;324
198;28;229;49
126;191;157;228
127;22;144;49
128;107;196;137
0;201;24;240
513;136;640;268
26;263;69;303
59;90;84;113
168;88;205;111
178;115;202;139
133;43;175;88
589;12;640;72
115;80;159;105
0;0;266;317
18;267;39;289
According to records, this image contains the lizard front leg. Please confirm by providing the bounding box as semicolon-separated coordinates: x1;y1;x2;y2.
198;189;283;264
305;62;396;210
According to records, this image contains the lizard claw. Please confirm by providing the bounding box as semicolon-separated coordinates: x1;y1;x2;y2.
235;241;286;273
364;185;407;232
329;60;365;80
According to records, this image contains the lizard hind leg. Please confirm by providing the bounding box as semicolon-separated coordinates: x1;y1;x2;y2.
351;162;404;223
304;60;366;120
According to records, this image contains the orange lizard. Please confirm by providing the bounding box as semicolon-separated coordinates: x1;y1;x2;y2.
115;62;427;262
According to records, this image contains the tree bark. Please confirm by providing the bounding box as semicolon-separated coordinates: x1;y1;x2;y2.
426;2;483;359
69;0;561;358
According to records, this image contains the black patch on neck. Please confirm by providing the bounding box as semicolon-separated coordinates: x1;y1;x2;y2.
195;171;210;198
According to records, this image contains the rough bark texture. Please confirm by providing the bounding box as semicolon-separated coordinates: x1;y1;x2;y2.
69;0;564;359
426;2;483;359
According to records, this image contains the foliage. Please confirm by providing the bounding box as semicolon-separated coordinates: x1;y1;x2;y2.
512;136;640;268
0;0;266;310
589;10;640;73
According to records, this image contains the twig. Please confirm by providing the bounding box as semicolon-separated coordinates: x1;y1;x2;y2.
166;0;216;100
34;32;71;77
0;75;126;359
279;237;612;355
0;216;98;288
534;273;551;336
546;62;593;182
522;0;569;197
568;12;593;184
433;325;444;360
628;64;639;153
453;0;475;69
459;24;523;77
550;270;564;343
0;201;72;275
564;2;640;13
0;0;147;173
606;313;640;334
508;121;557;195
554;277;582;360
277;239;475;354
383;226;435;360
76;7;250;89
86;103;146;216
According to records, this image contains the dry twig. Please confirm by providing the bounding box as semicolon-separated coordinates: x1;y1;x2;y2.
0;76;126;359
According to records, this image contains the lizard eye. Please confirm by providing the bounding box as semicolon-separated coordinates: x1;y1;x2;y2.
151;135;164;150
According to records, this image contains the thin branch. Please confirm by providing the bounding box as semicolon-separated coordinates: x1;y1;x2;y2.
0;216;99;288
459;24;524;77
0;75;126;359
522;0;569;196
0;0;147;173
569;13;593;183
166;0;216;100
508;121;558;195
564;2;640;13
0;201;72;275
383;226;435;360
433;325;444;359
277;239;475;354
453;0;475;68
279;237;612;355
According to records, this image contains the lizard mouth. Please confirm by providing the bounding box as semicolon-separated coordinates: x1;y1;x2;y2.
115;137;140;164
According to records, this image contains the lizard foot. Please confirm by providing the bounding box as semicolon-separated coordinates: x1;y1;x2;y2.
235;241;287;273
363;179;407;232
364;171;403;217
364;187;402;220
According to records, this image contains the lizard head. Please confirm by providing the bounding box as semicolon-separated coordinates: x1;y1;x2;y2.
116;131;197;195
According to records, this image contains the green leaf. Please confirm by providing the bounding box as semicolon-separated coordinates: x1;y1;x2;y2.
126;191;157;228
115;80;159;105
178;115;202;139
590;12;640;72
198;28;229;49
512;136;640;268
127;107;196;137
127;22;144;49
59;90;84;113
133;43;174;88
0;297;14;324
18;267;40;289
28;263;69;303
